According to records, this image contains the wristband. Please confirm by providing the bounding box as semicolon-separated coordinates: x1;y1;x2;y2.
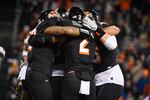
95;27;105;38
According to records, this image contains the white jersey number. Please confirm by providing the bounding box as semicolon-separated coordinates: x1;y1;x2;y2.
79;39;89;55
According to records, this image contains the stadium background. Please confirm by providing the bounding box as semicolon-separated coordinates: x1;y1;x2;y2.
0;0;149;100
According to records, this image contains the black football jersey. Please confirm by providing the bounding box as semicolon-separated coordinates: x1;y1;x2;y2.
28;18;58;75
53;44;65;65
52;44;65;71
94;41;119;74
59;19;96;72
58;18;82;28
64;36;96;72
28;46;54;75
36;17;59;34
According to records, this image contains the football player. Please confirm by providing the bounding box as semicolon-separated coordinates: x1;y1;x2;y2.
83;10;124;100
21;9;60;100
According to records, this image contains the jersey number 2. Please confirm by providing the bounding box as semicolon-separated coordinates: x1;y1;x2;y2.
79;39;89;55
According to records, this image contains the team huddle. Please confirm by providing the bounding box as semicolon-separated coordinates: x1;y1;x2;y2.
17;7;124;100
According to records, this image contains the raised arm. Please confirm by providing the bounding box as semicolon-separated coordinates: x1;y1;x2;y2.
82;17;119;50
100;34;118;50
103;25;120;36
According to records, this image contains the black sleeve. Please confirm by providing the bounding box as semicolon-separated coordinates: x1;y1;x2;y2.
28;34;53;47
36;17;58;34
56;19;73;26
58;19;82;27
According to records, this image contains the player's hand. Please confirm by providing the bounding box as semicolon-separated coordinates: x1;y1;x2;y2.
82;16;98;31
103;25;120;35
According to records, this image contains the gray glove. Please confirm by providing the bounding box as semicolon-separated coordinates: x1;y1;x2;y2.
83;16;98;31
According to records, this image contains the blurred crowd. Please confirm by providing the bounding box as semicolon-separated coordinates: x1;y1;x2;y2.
0;0;150;100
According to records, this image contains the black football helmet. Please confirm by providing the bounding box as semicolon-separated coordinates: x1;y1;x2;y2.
39;9;53;21
56;8;67;18
68;7;84;22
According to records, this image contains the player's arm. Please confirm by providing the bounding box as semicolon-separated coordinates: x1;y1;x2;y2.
36;17;58;34
83;17;118;50
100;34;118;50
44;18;95;38
95;26;118;50
28;17;59;35
98;22;119;50
30;17;93;38
92;25;118;50
44;26;80;36
44;26;95;39
99;22;120;36
28;34;65;47
103;26;120;35
83;16;120;36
